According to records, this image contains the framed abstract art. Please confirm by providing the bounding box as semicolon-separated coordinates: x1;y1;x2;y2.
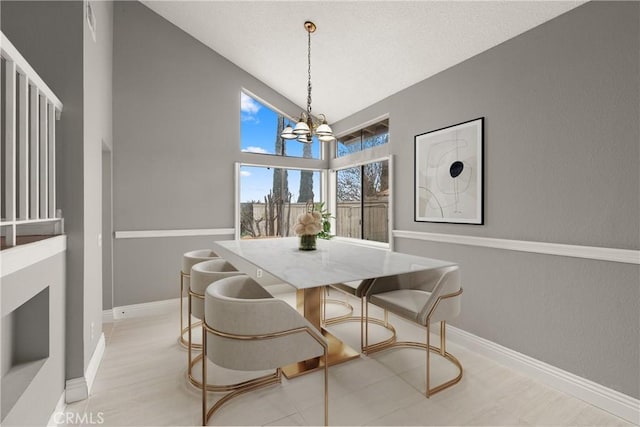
414;117;484;224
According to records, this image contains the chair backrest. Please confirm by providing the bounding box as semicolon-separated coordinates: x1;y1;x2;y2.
418;265;461;325
190;259;244;319
204;276;326;371
182;249;219;274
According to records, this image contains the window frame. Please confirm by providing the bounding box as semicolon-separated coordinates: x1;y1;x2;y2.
235;161;328;240
240;89;324;160
330;155;393;248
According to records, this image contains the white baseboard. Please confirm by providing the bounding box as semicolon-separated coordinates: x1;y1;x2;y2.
86;333;105;394
447;325;640;424
65;377;88;404
102;307;114;323
108;298;179;321
46;392;66;427
65;333;105;404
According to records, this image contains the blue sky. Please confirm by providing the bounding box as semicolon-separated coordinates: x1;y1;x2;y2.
240;166;320;203
240;93;321;202
240;93;320;158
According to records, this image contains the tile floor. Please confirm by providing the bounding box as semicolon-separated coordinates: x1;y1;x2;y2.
66;289;633;426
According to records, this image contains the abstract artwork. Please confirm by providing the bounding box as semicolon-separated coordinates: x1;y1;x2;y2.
414;118;484;224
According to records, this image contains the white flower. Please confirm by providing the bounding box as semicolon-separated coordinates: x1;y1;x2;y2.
293;223;305;235
295;208;322;236
304;224;321;235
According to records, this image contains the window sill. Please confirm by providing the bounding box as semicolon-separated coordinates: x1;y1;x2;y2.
331;236;390;250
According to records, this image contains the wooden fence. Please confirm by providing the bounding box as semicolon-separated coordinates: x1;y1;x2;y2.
241;198;389;242
335;201;388;242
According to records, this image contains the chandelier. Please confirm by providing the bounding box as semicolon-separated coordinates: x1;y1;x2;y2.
281;21;335;144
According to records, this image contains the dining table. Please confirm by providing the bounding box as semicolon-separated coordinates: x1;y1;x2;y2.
212;237;456;378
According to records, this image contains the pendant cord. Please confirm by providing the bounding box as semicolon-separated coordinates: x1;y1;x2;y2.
307;29;312;116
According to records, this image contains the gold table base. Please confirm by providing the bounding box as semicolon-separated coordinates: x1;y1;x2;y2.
282;329;360;379
282;287;360;379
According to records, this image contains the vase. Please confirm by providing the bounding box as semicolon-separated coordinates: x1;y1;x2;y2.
299;234;317;251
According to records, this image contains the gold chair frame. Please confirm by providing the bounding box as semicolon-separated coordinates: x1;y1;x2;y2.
178;270;202;350
364;288;463;397
201;321;329;426
179;270;202;349
323;280;397;352
188;289;267;392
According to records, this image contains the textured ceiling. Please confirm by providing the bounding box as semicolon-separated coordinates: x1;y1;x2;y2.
141;0;584;123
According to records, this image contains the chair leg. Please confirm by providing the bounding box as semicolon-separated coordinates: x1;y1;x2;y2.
323;350;328;426
426;320;462;397
202;325;207;426
179;272;185;347
360;297;364;352
364;297;369;354
440;321;446;356
188;293;193;379
426;321;431;398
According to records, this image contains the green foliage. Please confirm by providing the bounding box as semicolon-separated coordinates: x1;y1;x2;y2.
314;202;333;240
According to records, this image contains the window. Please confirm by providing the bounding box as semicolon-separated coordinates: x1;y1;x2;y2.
335;160;389;243
240;92;320;159
336;119;388;158
239;165;321;239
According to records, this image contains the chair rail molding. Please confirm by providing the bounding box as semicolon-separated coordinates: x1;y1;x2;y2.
392;230;639;265
114;228;235;239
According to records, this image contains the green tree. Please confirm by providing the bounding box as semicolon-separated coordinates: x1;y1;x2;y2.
297;142;314;202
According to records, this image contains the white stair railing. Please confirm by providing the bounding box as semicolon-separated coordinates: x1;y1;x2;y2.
1;32;63;248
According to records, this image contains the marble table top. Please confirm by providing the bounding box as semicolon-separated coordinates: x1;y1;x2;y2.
213;237;456;290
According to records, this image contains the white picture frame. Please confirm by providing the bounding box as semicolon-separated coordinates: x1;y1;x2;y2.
414;117;484;224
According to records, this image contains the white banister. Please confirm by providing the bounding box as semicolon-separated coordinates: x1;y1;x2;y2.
0;33;63;111
47;103;56;219
39;96;48;219
18;73;29;220
29;87;40;219
4;59;17;246
1;31;62;247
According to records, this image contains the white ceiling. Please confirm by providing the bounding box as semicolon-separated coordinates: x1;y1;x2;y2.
141;1;584;123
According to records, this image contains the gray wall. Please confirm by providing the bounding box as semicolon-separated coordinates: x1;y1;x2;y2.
102;149;114;310
0;252;66;426
83;0;113;372
332;1;639;398
112;1;303;306
1;0;87;382
2;0;112;384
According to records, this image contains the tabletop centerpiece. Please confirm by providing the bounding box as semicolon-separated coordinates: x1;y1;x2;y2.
294;202;328;250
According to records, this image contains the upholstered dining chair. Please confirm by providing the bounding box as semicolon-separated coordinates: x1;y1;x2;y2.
364;265;463;397
326;280;396;351
202;275;328;426
180;249;219;348
188;259;244;390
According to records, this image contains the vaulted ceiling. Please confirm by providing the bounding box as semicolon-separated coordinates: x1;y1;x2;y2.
141;1;584;122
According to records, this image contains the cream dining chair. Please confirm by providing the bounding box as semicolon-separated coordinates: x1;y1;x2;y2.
326;280;396;351
202;275;328;426
188;259;244;390
364;265;463;397
180;249;219;348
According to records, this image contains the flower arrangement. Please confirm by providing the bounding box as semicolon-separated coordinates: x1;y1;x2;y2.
293;206;322;237
294;202;324;250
